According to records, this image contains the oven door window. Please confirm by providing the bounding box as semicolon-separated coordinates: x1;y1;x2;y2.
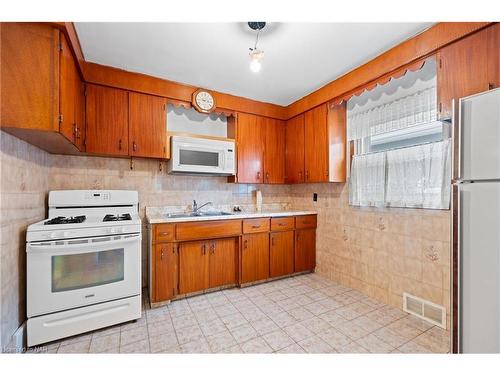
51;248;124;292
179;149;219;167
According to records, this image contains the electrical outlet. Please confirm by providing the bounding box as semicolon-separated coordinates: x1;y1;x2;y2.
313;193;318;202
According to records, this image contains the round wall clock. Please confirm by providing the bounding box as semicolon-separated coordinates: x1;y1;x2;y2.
192;89;216;113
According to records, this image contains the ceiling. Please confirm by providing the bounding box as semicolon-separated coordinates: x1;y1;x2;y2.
75;22;434;106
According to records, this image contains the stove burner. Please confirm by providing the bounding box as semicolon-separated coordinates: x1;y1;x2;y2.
103;213;132;222
44;215;86;225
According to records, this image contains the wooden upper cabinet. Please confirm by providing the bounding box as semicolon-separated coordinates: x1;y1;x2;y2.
264;118;286;184
74;79;86;151
236;113;264;183
437;27;491;119
86;84;129;156
1;23;60;132
327;102;346;182
153;243;177;303
487;24;500;90
128;92;167;159
304;103;329;182
285;114;305;183
59;33;78;144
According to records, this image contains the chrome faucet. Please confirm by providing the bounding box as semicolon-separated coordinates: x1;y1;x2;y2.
192;200;213;215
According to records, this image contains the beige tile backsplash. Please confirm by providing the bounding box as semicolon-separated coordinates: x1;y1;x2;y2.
0;133;451;348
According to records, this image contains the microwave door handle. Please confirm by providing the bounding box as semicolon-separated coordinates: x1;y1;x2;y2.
27;234;141;254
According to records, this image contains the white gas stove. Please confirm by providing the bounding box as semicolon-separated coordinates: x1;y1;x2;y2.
26;190;142;347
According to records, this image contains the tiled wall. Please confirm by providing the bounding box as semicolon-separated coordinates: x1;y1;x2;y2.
0;132;50;348
0;133;452;349
289;183;451;329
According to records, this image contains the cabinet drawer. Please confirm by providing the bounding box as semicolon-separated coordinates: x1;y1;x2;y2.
243;218;270;233
295;215;317;229
155;224;175;242
176;220;242;241
271;217;295;231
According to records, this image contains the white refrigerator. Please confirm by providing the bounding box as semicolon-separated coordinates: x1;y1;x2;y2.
453;88;500;353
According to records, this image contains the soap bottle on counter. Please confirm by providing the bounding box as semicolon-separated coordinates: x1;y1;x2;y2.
256;190;262;212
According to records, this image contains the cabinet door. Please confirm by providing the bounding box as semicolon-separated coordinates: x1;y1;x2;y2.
209;238;238;288
304;104;329;182
179;240;209;294
236;113;264;183
129;92;167;158
285;114;305;184
270;231;294;278
1;23;60;132
295;229;316;272
487;24;500;89
59;33;77;144
264;118;286;184
86;84;129;156
154;243;177;302
241;233;270;284
74;80;86;151
327;102;346;182
438;29;490;119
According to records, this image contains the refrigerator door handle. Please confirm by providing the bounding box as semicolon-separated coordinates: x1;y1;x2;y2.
451;98;462;182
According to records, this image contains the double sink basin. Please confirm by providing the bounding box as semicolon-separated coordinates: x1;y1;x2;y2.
163;211;235;219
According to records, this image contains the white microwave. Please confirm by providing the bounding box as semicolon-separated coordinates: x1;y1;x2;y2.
167;136;236;176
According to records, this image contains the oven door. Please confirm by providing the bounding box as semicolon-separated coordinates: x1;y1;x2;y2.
27;233;141;317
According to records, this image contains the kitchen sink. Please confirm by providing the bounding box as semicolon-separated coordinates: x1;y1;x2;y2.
164;211;235;218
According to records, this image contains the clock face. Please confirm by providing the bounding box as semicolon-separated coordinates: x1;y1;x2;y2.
195;91;215;112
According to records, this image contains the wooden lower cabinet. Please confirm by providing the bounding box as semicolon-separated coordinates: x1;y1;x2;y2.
153;243;177;302
179;238;238;295
270;231;294;278
295;229;316;272
241;233;270;284
179;240;209;294
208;238;238;288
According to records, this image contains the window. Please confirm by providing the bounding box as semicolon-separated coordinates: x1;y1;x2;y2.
347;58;452;210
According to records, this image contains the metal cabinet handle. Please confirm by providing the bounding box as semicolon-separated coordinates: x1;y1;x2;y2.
266;172;269;182
251;225;261;229
133;141;137;152
271;236;275;246
202;244;206;255
257;171;261;180
161;249;165;260
210;243;215;254
244;240;248;249
159;232;170;236
118;139;123;150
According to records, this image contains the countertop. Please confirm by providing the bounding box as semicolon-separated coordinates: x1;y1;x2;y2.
146;209;317;224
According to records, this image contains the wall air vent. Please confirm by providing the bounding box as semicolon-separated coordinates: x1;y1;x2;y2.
403;292;446;329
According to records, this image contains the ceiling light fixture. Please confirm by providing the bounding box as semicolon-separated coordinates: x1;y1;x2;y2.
248;22;266;73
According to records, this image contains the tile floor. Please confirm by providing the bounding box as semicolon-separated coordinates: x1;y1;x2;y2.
34;274;450;354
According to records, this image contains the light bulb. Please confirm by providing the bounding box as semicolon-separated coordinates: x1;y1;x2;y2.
250;59;261;73
249;49;264;73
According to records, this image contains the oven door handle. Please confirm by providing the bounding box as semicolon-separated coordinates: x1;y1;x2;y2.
26;234;141;254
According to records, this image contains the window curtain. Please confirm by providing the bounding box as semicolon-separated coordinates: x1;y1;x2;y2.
349;139;451;210
385;138;451;209
349;152;386;207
